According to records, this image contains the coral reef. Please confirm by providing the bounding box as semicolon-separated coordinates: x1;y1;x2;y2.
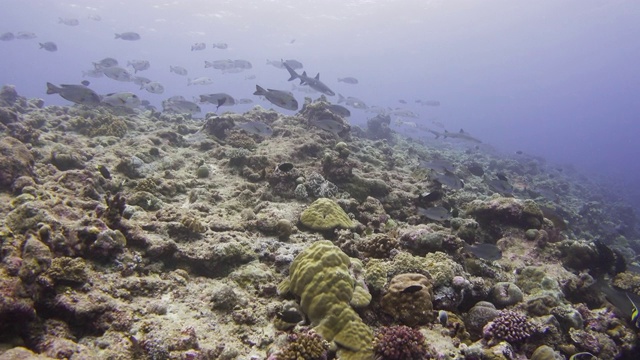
299;198;355;231
373;325;434;360
381;273;435;326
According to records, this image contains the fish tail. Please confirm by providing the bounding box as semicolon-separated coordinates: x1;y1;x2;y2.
253;85;266;96
114;33;120;39
283;62;298;81
46;82;59;94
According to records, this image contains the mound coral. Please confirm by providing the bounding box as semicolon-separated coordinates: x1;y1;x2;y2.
299;198;354;231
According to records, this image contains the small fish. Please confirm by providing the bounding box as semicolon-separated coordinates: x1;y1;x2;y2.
626;293;640;328
266;59;303;70
93;57;118;69
245;74;256;80
418;191;443;203
127;60;150;73
101;92;141;108
132;76;152;86
310;118;344;135
115;32;141;41
88;14;102;21
277;163;294;172
46;82;100;105
464;243;502;261
443;129;482;143
205;59;234;70
568;352;597;360
338;94;367;109
328;104;351;117
0;32;15;41
16;31;37;40
39;42;57;52
59;17;79;26
467;163;484;177
213;43;228;49
338;77;358;84
401;285;423;294
191;42;206;51
399;99;407;104
496;172;508;181
283;62;335;96
187;77;213;86
515;150;523;155
97;165;111;179
438;310;448;326
276;309;303;324
162;99;201;114
487;178;513;195
103;66;132;82
233;59;252;69
418;100;441;107
417;206;451;222
143;82;164;94
420;159;455;173
170;65;188;76
80;80;90;86
82;69;104;78
390;109;418;118
253;85;298;111
235;121;273;137
237;98;253;104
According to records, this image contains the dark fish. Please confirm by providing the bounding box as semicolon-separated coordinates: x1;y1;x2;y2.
97;165;111;179
328;104;351;117
418;190;443;203
438;310;448;326
464;243;502;261
443;129;482;143
0;32;15;41
420;159;455;173
46;82;100;105
515;150;523;155
200;93;236;107
235;121;273;137
283;62;335;96
338;77;358;84
276;309;304;324
115;32;141;41
93;57;118;69
277;163;294;172
496;172;508;181
80;80;90;86
59;17;79;26
433;171;464;190
467;163;484;176
417;206;451;221
253;85;298;111
401;285;423;293
16;31;36;40
399;99;407;104
487;178;513;195
39;42;57;52
309;118;344;135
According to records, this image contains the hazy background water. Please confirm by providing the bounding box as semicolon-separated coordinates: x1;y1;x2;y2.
1;0;639;213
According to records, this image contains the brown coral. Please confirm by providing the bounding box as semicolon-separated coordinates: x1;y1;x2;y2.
381;273;434;326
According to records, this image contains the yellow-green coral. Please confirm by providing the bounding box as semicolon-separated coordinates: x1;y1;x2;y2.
279;240;373;360
300;198;354;231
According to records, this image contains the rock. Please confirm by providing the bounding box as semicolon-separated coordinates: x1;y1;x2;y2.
0;136;34;190
381;273;435;326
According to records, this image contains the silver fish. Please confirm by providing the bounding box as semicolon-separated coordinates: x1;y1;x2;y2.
103;66;132;82
291;83;318;94
213;43;228;49
191;42;206;51
310;118;344;135
162;99;201;114
390;109;419;118
235;121;273;137
170;65;188;76
253;85;298;111
132;76;152;86
233;59;252;69
338;94;367;109
338;77;358;84
433;171;464;190
283;62;335;96
443;129;482;143
115;32;141;41
237;98;253;104
127;60;150;73
102;92;141;108
0;32;15;41
82;69;103;78
88;14;102;21
39;42;57;52
200;93;235;106
187;77;213;86
417;206;452;222
46;82;100;105
16;32;36;40
93;57;118;69
59;18;79;26
143;82;164;94
328;104;351;117
267;59;303;70
205;59;234;70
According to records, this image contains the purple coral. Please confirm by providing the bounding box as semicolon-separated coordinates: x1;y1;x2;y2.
274;329;329;360
373;325;434;360
483;310;536;344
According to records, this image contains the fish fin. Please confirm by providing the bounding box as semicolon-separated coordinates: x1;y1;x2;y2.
253;85;266;95
315;73;320;80
459;128;465;133
46;82;59;94
283;62;298;81
338;94;345;103
114;33;120;39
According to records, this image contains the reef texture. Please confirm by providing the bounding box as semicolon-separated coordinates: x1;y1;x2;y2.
0;88;639;359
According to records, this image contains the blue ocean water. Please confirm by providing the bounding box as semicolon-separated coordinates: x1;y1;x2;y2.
1;0;639;213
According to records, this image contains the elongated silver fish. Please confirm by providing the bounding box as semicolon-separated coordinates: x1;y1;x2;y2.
283;62;335;96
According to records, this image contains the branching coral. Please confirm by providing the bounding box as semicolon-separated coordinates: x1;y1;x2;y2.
373;325;433;360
